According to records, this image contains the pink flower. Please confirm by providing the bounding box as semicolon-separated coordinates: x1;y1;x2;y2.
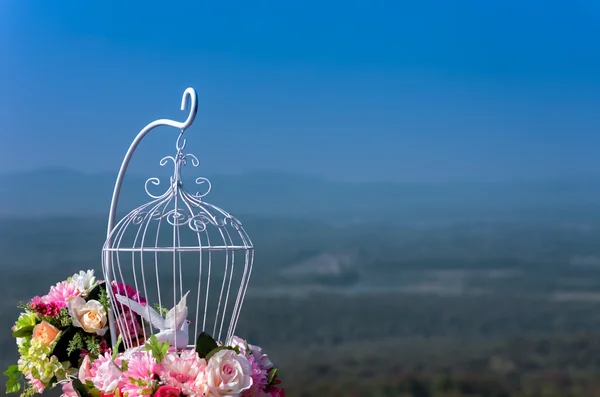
79;354;92;383
230;337;273;371
121;351;158;397
111;282;147;306
29;296;65;317
115;311;143;341
242;355;268;396
159;350;207;396
99;339;110;354
268;388;285;397
29;296;43;310
62;381;78;397
154;385;181;397
88;352;124;393
25;373;44;394
205;349;253;395
44;281;79;305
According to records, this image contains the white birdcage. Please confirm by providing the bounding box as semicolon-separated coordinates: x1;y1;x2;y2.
101;88;254;351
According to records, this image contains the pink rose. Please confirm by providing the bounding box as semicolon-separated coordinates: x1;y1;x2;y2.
79;354;92;382
62;382;78;397
205;349;253;394
154;385;181;397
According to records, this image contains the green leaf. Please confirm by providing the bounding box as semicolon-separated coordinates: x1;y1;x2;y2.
145;335;170;363
11;326;34;338
72;379;92;397
195;332;218;359
86;283;103;302
267;368;278;386
205;346;239;361
3;366;21;394
152;304;169;316
98;288;111;313
84;335;101;356
3;366;20;379
112;336;123;360
54;327;80;367
13;312;36;331
89;389;101;397
5;379;20;394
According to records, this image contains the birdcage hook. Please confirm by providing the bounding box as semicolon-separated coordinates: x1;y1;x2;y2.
176;130;187;153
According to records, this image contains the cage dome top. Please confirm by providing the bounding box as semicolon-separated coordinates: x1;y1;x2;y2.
103;129;253;252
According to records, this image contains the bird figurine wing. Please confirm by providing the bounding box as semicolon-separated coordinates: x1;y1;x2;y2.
155;320;190;350
164;291;190;330
114;293;165;331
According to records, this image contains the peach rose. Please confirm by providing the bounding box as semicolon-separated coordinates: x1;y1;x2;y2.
32;321;61;346
68;297;108;335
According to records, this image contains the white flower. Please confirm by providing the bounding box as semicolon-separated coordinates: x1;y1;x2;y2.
70;270;97;297
67;297;108;335
205;349;253;396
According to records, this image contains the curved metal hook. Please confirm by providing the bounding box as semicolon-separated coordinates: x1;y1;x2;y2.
176;132;187;152
179;87;198;131
107;87;199;236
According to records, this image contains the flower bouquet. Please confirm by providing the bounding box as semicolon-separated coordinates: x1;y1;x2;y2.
4;270;284;397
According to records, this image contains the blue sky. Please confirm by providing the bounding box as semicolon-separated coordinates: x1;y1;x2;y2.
1;0;600;182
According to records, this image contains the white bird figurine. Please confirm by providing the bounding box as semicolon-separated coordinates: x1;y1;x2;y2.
115;291;191;350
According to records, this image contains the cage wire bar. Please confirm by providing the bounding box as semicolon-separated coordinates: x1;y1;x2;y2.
101;88;254;350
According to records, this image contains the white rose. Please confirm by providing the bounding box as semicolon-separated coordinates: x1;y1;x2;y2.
70;270;97;297
68;297;108;335
205;349;253;396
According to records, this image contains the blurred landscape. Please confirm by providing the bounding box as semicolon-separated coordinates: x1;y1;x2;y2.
3;0;600;396
2;171;600;396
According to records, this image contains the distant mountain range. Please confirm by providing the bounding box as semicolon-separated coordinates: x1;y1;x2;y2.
1;168;600;220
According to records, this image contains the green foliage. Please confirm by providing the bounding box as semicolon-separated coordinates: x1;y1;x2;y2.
84;335;101;356
57;308;73;328
153;304;169;317
11;327;33;339
266;368;278;387
12;312;36;338
195;332;218;359
98;288;110;313
72;379;92;397
205;345;240;361
19;386;36;397
145;335;170;363
112;336;123;360
3;365;21;394
66;332;84;356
